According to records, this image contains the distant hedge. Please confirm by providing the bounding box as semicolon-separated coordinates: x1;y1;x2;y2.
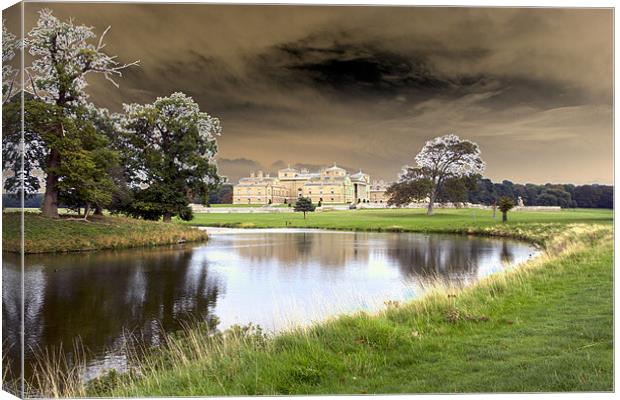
468;179;613;209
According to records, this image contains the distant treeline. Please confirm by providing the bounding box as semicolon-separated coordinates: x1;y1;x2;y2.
208;184;233;204
5;181;612;209
467;179;613;209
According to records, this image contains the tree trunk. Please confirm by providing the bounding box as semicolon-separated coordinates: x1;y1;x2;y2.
163;212;172;223
427;192;436;216
502;211;507;222
94;205;103;216
41;149;61;218
83;203;91;221
303;211;306;219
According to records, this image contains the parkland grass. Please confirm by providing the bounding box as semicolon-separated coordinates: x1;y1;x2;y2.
185;208;612;245
2;213;208;254
27;212;612;397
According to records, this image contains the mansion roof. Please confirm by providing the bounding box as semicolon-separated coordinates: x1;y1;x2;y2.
234;164;388;190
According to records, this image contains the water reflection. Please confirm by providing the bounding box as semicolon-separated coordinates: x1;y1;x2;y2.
3;229;535;383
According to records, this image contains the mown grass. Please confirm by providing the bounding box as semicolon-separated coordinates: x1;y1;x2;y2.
33;221;611;397
2;213;208;254
184;208;612;241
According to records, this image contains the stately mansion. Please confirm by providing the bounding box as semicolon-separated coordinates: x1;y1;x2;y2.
233;164;390;205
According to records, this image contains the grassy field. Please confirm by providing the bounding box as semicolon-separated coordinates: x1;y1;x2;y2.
2;213;208;253
185;208;612;244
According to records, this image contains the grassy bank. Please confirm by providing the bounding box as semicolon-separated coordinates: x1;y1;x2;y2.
2;213;208;254
60;221;612;397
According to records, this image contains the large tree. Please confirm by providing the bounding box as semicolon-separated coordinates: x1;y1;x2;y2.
389;134;485;215
24;9;137;218
119;92;221;222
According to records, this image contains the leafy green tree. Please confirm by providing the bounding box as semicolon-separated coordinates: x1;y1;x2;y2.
3;98;119;219
119;92;221;222
55;108;118;219
387;171;478;209
294;197;315;219
386;175;432;206
498;196;515;222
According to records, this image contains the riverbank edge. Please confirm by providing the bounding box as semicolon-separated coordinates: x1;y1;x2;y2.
66;222;613;397
194;220;581;247
2;213;208;254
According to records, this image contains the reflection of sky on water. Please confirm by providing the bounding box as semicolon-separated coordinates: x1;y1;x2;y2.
3;229;537;382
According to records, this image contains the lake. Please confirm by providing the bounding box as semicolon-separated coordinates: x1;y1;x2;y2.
2;228;538;382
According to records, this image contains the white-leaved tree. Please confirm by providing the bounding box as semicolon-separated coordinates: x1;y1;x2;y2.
390;134;485;216
2;19;18;103
23;8;138;218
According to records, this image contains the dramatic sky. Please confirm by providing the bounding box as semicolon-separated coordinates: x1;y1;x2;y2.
6;3;613;184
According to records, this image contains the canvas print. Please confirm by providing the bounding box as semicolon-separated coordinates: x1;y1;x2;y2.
1;1;614;398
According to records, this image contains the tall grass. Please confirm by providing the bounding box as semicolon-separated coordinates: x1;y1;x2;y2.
23;223;613;396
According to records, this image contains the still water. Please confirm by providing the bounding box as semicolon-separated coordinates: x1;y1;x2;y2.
3;228;537;381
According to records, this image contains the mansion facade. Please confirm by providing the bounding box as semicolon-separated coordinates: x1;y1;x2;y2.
233;164;390;205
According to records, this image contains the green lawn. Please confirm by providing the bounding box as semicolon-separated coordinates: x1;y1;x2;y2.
87;222;612;396
184;208;612;240
2;213;208;253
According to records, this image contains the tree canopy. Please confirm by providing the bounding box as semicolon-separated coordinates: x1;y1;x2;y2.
497;196;515;222
1;11;227;222
294;197;316;219
388;134;485;215
116;92;221;222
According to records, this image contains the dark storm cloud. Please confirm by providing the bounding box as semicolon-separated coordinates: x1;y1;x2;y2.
9;4;613;184
276;41;452;92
